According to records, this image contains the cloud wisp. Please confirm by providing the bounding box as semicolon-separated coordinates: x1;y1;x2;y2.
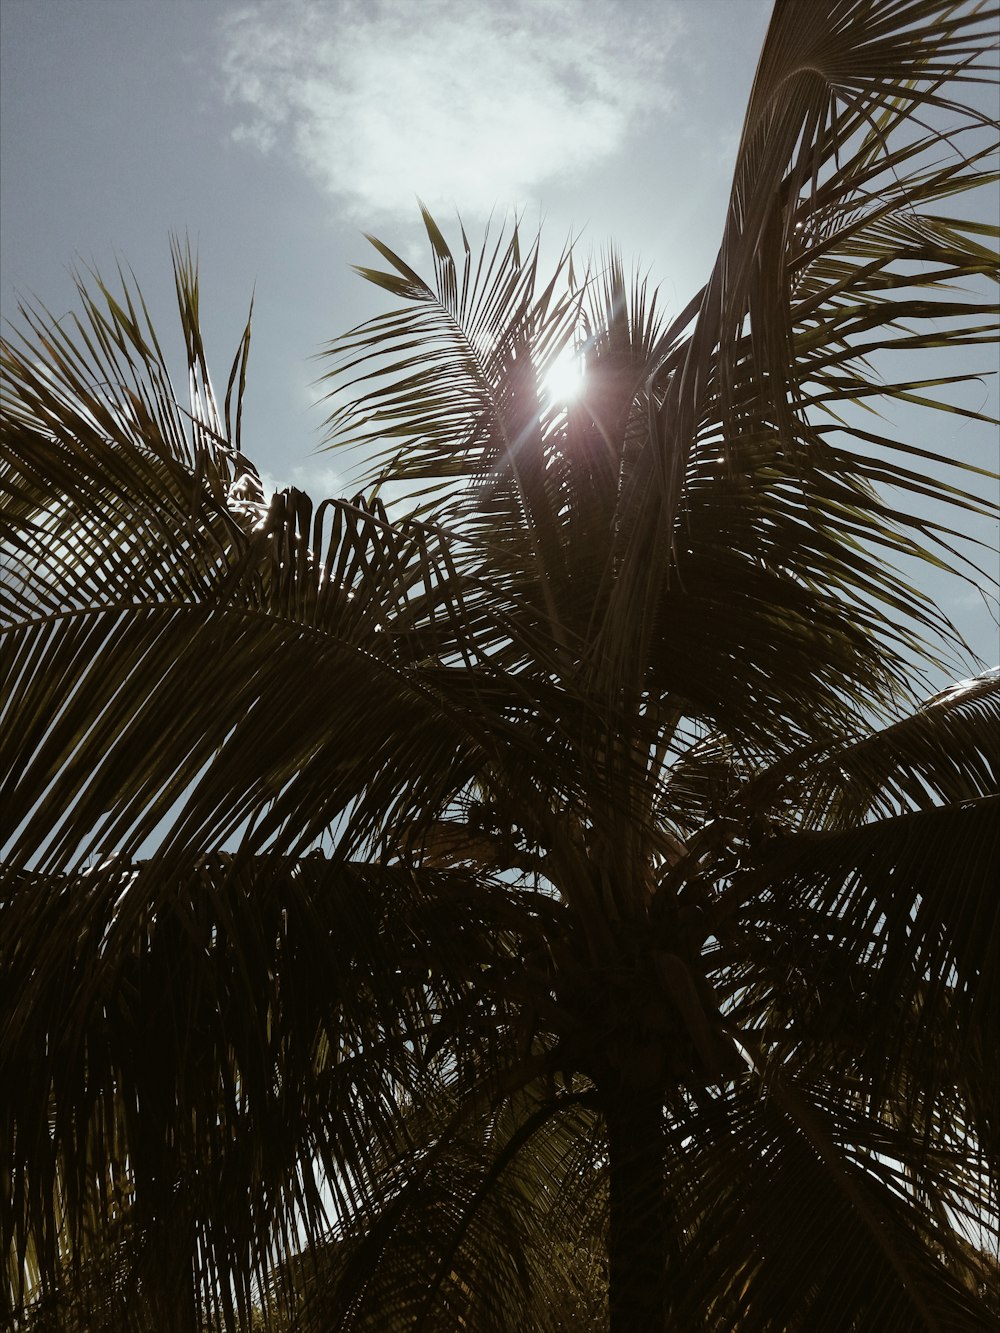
218;0;679;223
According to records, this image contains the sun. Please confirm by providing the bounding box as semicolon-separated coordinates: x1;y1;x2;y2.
541;344;586;407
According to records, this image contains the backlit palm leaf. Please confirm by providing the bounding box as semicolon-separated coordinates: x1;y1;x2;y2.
3;1;999;1329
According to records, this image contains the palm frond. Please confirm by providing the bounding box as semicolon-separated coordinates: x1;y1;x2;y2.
659;1073;997;1330
2;255;560;875
729;792;999;1182
2;853;567;1330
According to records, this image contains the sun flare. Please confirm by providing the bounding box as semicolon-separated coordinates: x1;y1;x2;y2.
541;345;585;406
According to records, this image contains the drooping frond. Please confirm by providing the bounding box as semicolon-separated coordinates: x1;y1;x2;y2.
2;854;567;1331
657;1074;998;1331
1;255;561;876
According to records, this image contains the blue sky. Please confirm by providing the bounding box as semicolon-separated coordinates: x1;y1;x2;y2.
1;0;770;485
2;0;996;676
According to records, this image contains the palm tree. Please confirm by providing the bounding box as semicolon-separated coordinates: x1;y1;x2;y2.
3;0;998;1328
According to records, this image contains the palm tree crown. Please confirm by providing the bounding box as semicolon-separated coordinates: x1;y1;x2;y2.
2;1;998;1328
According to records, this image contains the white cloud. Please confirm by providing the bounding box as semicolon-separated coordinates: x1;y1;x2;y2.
218;0;680;222
288;461;344;495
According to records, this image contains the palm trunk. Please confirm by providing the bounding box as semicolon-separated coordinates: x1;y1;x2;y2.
605;1083;668;1332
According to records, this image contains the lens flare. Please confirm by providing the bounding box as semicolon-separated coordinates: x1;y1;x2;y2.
541;345;585;406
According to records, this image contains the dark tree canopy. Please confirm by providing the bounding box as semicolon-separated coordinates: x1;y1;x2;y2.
2;1;998;1329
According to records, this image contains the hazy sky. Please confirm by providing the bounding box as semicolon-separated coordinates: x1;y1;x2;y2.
2;0;996;674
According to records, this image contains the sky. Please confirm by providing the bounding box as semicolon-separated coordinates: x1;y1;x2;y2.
1;0;997;677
